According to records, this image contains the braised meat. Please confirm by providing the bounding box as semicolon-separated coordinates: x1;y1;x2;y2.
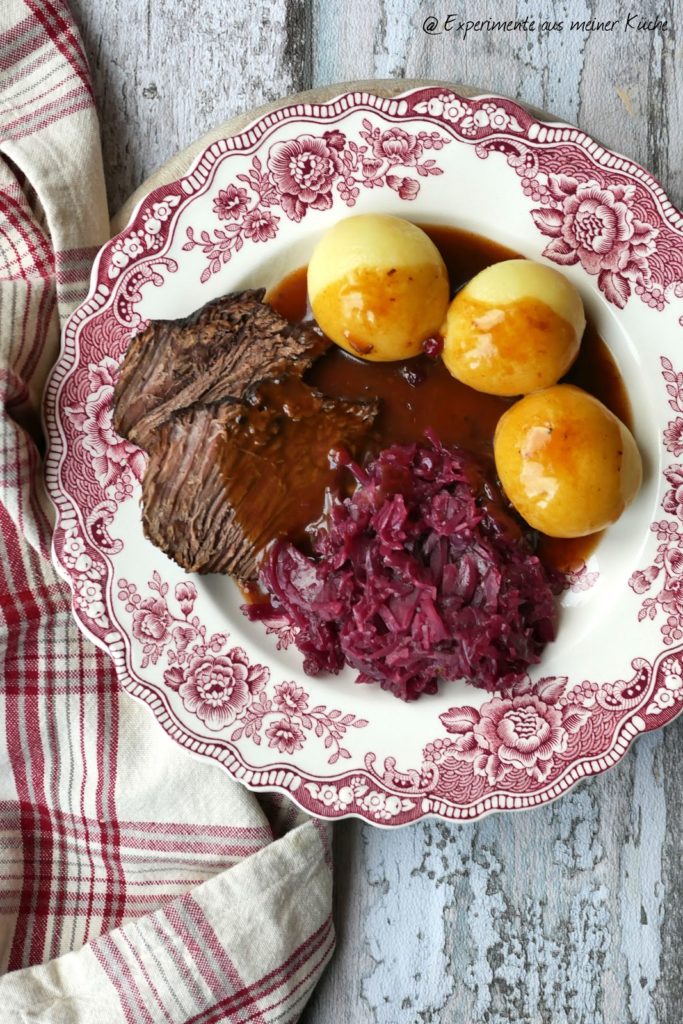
141;378;378;581
113;289;329;450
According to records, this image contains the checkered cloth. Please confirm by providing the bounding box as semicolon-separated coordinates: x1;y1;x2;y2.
0;2;333;1020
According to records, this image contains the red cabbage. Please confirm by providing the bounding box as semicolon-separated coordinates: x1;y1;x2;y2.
245;433;557;701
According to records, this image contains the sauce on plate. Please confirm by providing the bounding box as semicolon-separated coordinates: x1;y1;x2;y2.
266;225;632;574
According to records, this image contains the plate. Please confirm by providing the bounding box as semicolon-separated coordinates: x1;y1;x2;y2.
44;87;683;826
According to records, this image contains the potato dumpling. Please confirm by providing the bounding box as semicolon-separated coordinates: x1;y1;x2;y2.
494;385;642;538
307;214;449;361
442;259;586;395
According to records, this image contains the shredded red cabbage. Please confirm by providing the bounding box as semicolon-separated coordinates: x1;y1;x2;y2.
245;433;557;701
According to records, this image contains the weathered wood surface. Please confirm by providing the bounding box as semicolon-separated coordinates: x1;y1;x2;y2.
69;0;683;1020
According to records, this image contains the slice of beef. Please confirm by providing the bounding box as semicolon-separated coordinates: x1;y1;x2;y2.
141;379;378;581
113;290;329;450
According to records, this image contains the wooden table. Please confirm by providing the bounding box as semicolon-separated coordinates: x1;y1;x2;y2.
71;1;683;1020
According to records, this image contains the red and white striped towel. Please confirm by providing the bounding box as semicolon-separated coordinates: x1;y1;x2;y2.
0;3;333;1019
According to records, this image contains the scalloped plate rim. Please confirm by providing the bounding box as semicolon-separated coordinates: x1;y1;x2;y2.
43;84;683;827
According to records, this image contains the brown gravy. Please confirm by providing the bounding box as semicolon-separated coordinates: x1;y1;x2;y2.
217;375;376;566
267;225;632;573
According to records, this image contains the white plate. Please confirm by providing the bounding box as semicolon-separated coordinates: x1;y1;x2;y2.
44;87;683;825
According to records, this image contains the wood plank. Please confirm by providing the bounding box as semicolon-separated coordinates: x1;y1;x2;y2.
69;0;310;211
313;0;683;206
303;727;682;1023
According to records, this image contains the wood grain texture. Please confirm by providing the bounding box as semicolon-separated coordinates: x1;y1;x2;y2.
313;0;683;207
70;0;311;211
69;0;683;1020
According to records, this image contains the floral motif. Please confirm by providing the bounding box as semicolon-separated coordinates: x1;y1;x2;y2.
416;93;470;123
356;789;414;821
557;679;599;709
663;466;683;519
213;184;249;221
175;581;198;615
267;134;341;220
58;520;111;628
476;101;523;132
150;199;176;221
428;707;480;761
61;531;93;574
109;194;180;277
414;93;523;135
662;360;683;453
265;718;306;754
64;356;145;500
182;120;449;282
474;694;567;783
530;177;658;309
361;155;382;178
73;577;107;626
370;126;421;165
301;777;415;818
163;666;185;691
116;573;366;759
664;418;683;457
273;681;308;715
439;676;590;785
461;102;523;136
386;175;420;200
646;655;683;716
132;597;171;645
304;782;355;812
179;650;256;730
242;208;279;242
630;565;660;595
649;687;678;713
631;357;683;642
233;691;367;765
415;93;678;313
662;657;683;690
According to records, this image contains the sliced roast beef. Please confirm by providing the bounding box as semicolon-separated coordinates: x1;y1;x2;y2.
113;290;328;450
142;379;378;581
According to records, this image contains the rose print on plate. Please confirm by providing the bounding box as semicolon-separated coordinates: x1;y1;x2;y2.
438;677;589;786
529;177;658;309
182;121;449;282
118;574;367;764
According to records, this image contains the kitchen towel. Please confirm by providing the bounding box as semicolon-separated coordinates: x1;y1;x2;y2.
0;2;333;1020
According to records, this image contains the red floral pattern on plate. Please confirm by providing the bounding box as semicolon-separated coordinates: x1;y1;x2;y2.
182;121;448;282
414;90;681;314
178;650;262;730
630;356;683;643
43;87;683;825
439;677;589;785
528;177;658;309
63;356;146;500
108;194;181;279
118;572;367;763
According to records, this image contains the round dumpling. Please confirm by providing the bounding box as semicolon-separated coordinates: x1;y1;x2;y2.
307;215;449;361
442;259;585;395
494;384;642;538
